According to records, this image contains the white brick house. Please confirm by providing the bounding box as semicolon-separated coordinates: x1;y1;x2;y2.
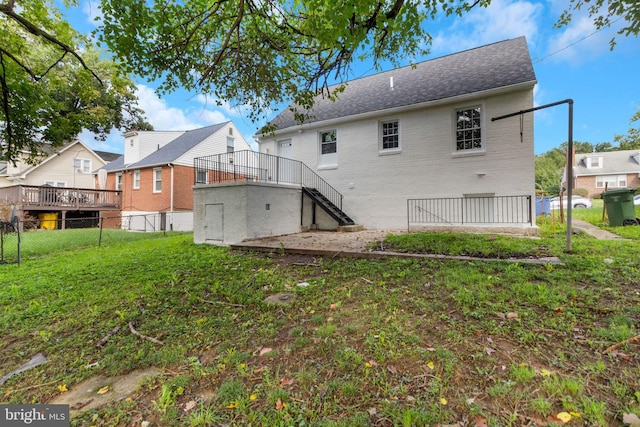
255;37;538;232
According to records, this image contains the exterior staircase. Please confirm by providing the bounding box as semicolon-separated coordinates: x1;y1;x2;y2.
194;150;358;228
302;187;355;226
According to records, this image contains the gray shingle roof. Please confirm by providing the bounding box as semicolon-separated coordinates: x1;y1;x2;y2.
100;123;228;172
575;150;640;176
268;37;536;131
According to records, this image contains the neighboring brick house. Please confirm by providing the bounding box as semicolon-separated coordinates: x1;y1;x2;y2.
569;150;640;198
101;122;252;231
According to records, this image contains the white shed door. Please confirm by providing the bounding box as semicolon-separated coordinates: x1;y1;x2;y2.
204;203;224;242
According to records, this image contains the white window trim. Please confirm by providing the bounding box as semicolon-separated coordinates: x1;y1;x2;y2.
379;119;401;155
115;173;123;191
596;174;627;188
133;170;141;189
587;157;603;169
153;168;162;193
74;158;92;174
44;180;67;187
318;129;338;168
452;104;485;157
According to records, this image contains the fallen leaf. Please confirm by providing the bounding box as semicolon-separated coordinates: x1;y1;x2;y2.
466;397;475;405
184;400;197;412
623;413;640;426
406;395;416;403
275;397;286;411
253;366;266;374
556;412;572;423
97;386;110;395
259;347;273;357
226;401;238;409
280;377;295;387
485;347;496;355
367;360;379;367
249;394;257;401
57;384;68;393
539;368;552;376
387;365;397;374
329;303;337;311
425;361;435;370
439;397;447;405
569;412;581;418
506;312;518;319
474;415;488;427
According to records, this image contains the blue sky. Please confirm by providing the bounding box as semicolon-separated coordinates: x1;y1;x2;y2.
67;0;640;155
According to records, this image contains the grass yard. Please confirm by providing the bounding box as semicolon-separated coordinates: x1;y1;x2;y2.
0;213;639;426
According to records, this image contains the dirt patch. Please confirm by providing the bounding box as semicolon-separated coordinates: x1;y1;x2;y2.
49;367;161;416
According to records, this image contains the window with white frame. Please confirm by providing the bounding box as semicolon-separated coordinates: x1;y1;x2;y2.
153;168;162;192
115;173;122;191
596;174;627;188
319;130;337;167
227;136;234;153
74;158;92;173
587;157;603;168
380;120;400;152
133;170;140;189
196;169;207;184
455;106;483;153
44;180;66;187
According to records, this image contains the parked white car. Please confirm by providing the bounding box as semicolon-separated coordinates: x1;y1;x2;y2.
549;195;593;209
634;194;640;206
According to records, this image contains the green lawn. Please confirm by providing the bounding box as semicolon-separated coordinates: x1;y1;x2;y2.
0;221;639;426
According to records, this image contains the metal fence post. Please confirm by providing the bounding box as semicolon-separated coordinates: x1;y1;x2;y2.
17;222;21;266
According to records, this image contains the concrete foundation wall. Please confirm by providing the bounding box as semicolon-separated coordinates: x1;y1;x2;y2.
194;182;302;245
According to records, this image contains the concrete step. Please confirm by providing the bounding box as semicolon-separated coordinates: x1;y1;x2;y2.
337;224;364;232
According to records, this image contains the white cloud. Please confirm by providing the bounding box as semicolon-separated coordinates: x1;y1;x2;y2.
82;0;103;26
136;85;210;131
542;16;615;64
431;0;543;55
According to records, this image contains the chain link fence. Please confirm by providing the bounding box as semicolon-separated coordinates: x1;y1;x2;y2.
0;214;184;266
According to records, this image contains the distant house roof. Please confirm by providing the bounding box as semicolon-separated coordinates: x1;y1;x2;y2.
102;122;229;172
265;37;536;132
94;150;122;163
574;150;640;176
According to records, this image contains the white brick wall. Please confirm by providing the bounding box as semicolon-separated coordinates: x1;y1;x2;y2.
260;89;535;230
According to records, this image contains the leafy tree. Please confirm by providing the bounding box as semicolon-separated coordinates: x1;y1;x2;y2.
614;107;640;150
535;147;566;193
98;0;489;130
0;0;149;163
556;0;640;48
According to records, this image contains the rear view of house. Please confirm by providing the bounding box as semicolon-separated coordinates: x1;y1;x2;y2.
102;122;252;231
193;37;539;245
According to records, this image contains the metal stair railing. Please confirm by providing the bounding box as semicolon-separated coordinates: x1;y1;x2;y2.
194;150;344;211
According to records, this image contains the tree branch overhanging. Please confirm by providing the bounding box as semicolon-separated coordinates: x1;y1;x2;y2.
0;2;103;85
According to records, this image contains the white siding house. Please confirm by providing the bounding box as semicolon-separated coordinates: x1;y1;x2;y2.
256;37;538;233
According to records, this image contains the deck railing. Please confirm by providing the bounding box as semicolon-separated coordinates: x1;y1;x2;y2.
408;195;533;226
194;150;344;210
0;185;121;210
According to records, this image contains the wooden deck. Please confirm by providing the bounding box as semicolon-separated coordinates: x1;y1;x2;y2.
0;185;121;211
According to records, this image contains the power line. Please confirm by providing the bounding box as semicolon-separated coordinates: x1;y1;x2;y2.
534;16;625;64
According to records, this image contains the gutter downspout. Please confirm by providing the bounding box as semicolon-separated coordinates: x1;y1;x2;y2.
169;163;174;231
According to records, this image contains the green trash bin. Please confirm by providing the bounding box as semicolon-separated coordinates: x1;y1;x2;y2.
602;188;637;226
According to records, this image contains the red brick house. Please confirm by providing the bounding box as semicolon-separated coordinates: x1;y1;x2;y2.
101;122;252;231
567;150;640;198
